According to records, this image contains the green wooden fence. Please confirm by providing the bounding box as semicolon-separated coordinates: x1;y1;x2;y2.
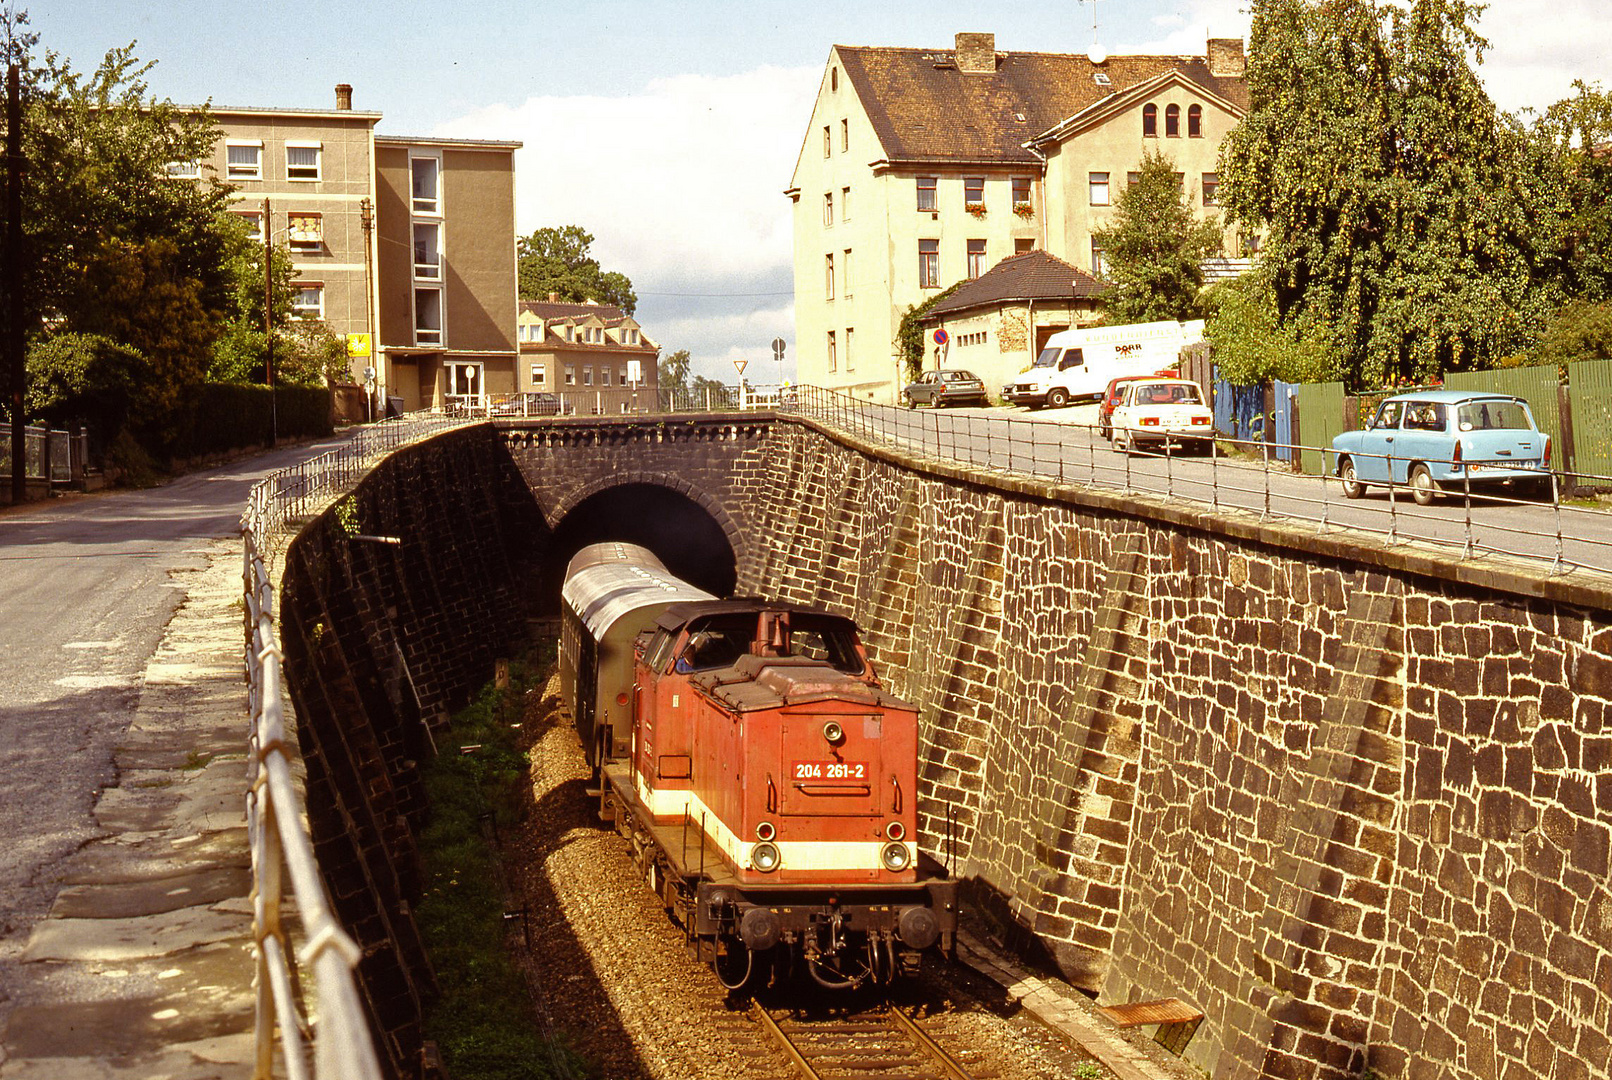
1443;365;1563;462
1293;381;1348;476
1567;359;1612;482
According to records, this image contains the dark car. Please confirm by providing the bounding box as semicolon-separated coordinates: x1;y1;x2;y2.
490;392;563;417
902;369;990;408
1098;375;1150;439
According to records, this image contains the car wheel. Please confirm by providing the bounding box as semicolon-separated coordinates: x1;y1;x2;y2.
1112;430;1128;454
1410;463;1438;506
1048;388;1070;409
1340;458;1364;499
904;393;916;409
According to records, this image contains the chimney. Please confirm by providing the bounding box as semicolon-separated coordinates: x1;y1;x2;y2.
335;83;354;110
548;292;560;303
1207;38;1245;77
954;32;996;74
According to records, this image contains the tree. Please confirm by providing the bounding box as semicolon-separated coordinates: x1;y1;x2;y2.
517;225;637;314
1524;80;1612;304
659;348;691;395
1091;148;1223;323
895;282;963;379
1538;300;1612;367
1203;265;1344;386
208;212;303;384
1219;0;1542;389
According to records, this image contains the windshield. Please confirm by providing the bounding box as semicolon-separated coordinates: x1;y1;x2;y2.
1032;347;1061;369
1134;382;1201;405
1457;400;1533;432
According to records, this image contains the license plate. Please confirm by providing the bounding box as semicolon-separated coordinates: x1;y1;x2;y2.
1470;461;1538;474
792;760;868;781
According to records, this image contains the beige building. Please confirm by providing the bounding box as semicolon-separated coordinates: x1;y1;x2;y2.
918;250;1106;396
516;298;661;413
205;86;521;413
787;33;1247;403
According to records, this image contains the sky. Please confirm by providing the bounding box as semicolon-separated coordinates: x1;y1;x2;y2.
31;0;1612;384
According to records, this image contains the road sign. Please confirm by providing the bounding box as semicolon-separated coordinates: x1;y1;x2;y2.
771;337;786;361
933;328;949;345
346;333;372;358
734;359;749;376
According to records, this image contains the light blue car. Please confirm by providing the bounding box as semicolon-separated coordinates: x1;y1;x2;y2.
1332;390;1553;505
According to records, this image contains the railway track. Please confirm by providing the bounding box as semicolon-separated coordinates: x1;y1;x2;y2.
750;1001;991;1080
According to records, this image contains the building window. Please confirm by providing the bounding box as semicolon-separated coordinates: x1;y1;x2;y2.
234;210;263;241
825;253;835;300
823;125;831;158
1012;176;1031;206
964;177;985;208
619;367;629;386
842;186;850;221
1015;237;1035;255
530;362;546;387
287;212;323;252
827;330;837;372
411;156;440;214
967;239;986;279
1143;103;1158;138
286;142;321;181
845;327;855;371
1092;242;1109;279
1202;172;1220;206
584;365;594;387
226;142;262;180
841;118;849;152
824;191;833;226
1128;171;1141;187
1188;104;1203;138
917;176;937;212
831;66;838;91
165;159;200;179
291;283;324;319
843;248;852;295
918;239;939;288
1089;172;1110;206
564;364;576;386
1166;104;1181;137
414;287;442;345
413;222;442;279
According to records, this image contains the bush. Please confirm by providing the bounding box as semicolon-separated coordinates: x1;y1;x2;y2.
161;383;332;460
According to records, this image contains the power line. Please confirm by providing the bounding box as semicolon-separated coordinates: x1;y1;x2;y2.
635;289;794;298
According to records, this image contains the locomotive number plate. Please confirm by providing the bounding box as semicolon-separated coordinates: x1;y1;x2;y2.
793;760;868;781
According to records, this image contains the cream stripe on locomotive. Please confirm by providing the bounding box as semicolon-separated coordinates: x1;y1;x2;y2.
635;775;916;873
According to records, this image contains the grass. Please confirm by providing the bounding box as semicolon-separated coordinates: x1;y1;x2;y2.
416;651;589;1080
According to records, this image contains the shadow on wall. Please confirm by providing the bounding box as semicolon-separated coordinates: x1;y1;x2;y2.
542;482;738;610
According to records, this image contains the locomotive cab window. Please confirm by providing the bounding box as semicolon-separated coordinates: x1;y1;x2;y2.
643;629;677;673
675;614;758;672
789;615;866;674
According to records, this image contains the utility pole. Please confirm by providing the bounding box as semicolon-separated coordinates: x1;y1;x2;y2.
360;196;375;422
6;64;24;505
262;197;276;448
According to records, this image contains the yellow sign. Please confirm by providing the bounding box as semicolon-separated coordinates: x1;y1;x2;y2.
346;333;372;358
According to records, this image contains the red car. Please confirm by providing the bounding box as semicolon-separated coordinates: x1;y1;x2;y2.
1098;375;1147;439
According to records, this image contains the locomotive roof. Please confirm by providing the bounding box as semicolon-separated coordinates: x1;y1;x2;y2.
691;654;915;713
653;599;858;632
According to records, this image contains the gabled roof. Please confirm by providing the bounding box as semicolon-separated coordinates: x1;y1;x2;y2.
836;44;1249;166
521;299;628;321
925;250;1106;320
1026;69;1247;149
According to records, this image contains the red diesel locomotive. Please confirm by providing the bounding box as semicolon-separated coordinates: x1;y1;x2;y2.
559;542;957;989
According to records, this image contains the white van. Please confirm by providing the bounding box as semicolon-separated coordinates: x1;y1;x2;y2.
1005;319;1204;408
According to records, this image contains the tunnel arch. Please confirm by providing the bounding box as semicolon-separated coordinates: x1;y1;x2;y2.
542;479;740;612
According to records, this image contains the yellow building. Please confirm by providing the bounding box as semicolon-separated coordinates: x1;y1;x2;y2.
515;297;661;414
787;33;1247;403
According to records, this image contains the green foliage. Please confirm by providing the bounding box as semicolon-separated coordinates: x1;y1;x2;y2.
517;225;637;314
659;348;691;394
1203;268;1345;385
690;373;729;402
1220;0;1544;389
1523;81;1612;303
1092;148;1223;323
418;664;588;1080
162;384;332;459
896;282;964;380
1540;300;1612;366
25;332;148;428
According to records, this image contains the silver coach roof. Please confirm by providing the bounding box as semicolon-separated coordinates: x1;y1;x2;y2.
561;542;714;640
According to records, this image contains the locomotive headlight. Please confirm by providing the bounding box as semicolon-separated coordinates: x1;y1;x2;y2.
755;821;776;842
752;841;781;873
822;720;845;745
880;841;912;872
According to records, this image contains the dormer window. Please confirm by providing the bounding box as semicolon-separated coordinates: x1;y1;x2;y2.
1093;72;1111;87
1143;104;1158;138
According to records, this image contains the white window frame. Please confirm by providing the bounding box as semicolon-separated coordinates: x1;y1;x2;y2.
564;364;576;386
413;221;443;280
165;159;200;179
842;185;850;222
285;141;322;182
530;362;546;387
918;239;939;289
287;212;323;252
845;327;855;372
584;365;594;387
827;329;837;372
234;210;264;242
411;153;442;215
825;253;835;300
843;248;852;297
414;286;443;346
291;282;325;320
967;239;986;279
1089;172;1111;206
226;141;263;180
824;191;833;227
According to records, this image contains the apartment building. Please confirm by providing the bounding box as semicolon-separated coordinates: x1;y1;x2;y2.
205;86;521;412
516;297;661;412
787;33;1247;402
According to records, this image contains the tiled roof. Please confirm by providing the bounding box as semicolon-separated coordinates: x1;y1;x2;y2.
925;250;1106;318
837;45;1249;165
521;300;628;320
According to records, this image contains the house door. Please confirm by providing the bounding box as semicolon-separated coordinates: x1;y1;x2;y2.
446;362;484;411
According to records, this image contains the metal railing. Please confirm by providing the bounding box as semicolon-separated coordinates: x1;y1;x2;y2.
0;422;88;484
240;410;478;1079
477;384;797;419
789;386;1612;579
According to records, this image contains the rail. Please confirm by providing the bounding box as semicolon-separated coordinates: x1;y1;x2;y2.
240;410;478;1078
789;386;1612;580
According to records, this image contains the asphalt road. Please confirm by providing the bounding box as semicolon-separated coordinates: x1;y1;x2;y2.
0;435;352;1026
872;401;1612;577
